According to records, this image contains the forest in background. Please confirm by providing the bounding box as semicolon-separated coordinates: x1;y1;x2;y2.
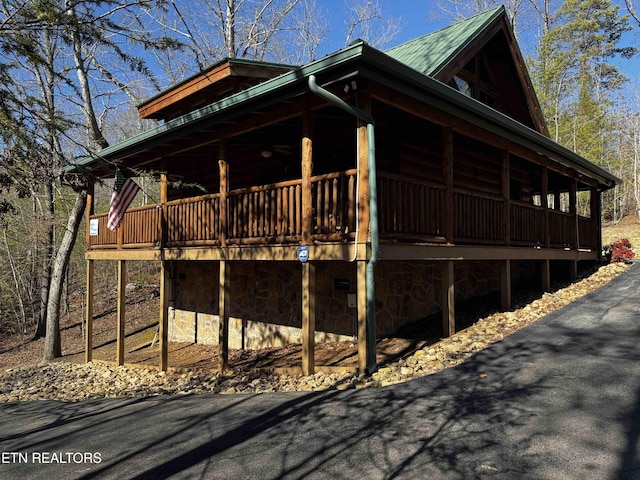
0;0;638;357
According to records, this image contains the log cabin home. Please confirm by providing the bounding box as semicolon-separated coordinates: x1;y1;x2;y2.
69;6;618;375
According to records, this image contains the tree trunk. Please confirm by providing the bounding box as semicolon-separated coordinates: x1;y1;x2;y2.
44;191;86;361
34;180;55;339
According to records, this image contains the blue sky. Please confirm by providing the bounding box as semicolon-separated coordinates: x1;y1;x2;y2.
319;0;446;52
318;0;639;84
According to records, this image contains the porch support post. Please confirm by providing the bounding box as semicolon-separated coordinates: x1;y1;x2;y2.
218;260;230;371
593;186;602;259
159;260;170;371
357;260;368;373
355;92;378;372
116;260;126;366
541;164;550;248
441;260;455;337
301;261;316;376
85;259;94;363
500;259;512;311
570;175;578;249
443;127;454;243
501;150;510;245
159;161;168;248
302;110;314;245
85;181;94;247
219;140;228;247
541;259;551;292
569;260;578;281
570;174;578;280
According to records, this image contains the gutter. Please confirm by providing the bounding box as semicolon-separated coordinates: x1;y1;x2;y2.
308;75;378;374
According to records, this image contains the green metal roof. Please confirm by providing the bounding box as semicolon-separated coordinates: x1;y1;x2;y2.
385;6;504;77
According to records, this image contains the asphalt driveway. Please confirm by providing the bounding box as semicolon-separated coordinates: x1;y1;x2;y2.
2;264;640;479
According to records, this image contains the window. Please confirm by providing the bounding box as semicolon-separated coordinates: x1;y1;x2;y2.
454;76;472;97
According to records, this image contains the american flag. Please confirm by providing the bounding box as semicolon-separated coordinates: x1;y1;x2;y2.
107;170;140;230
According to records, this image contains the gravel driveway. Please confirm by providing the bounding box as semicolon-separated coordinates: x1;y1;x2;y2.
1;263;639;479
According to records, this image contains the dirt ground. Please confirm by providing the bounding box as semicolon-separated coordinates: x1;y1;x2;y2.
0;275;559;374
0;283;435;373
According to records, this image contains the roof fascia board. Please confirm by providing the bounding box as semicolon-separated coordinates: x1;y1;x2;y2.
137;57;295;110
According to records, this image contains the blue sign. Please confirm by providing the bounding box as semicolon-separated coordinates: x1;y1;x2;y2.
297;245;309;263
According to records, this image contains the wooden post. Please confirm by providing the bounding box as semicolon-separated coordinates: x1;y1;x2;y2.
541;259;551;292
218;260;230;371
570;175;578;249
302;111;314;245
301;261;316;376
570;176;579;277
219;140;228;247
85;259;94;363
569;261;578;281
500;259;512;311
357;261;368;373
116;260;126;366
355;91;375;372
159;260;170;371
441;261;455;337
85;182;94;247
593;186;602;259
443;128;454;243
357;93;371;247
501;150;510;246
159;163;168;248
541;165;550;248
117;223;124;250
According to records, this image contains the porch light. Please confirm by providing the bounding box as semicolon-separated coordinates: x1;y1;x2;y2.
260;148;272;158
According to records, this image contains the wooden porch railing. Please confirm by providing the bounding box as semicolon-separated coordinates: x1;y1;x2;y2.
549;210;574;248
578;216;598;250
453;190;504;243
87;170;600;252
312;170;357;240
378;172;446;241
510;202;544;246
227;179;302;243
88;170;358;248
166;194;220;246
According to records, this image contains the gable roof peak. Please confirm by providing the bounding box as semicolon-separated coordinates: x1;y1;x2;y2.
385;5;506;78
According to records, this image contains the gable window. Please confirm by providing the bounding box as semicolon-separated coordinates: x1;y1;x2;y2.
454;76;472;97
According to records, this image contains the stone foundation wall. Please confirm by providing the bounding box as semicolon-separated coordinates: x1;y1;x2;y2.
168;259;505;347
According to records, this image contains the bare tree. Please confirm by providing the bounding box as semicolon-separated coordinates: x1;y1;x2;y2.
290;0;328;63
0;0;173;360
625;0;640;27
432;0;559;43
344;0;402;49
